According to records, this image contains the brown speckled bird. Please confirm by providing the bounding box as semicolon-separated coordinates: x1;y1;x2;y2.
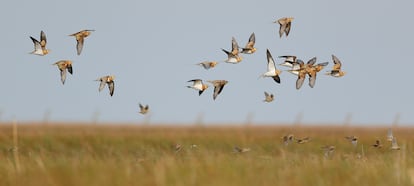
69;29;95;55
296;137;311;144
326;55;346;77
139;103;149;115
197;61;218;70
30;30;49;56
222;37;242;63
372;139;382;148
322;145;335;158
187;79;209;96
289;57;318;89
233;146;250;153
275;17;294;38
53;60;73;84
345;136;358;147
240;32;256;54
263;91;274;103
208;80;228;100
278;55;297;67
260;49;281;84
96;75;115;96
282;134;294;146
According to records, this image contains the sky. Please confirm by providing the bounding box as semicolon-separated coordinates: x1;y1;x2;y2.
1;0;413;125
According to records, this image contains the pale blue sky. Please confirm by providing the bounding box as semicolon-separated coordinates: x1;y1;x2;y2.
1;0;413;125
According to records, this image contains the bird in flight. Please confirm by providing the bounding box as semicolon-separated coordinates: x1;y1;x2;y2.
187;79;209;96
371;139;382;148
306;59;329;88
240;32;256;54
345;136;358;147
322;145;335;158
260;49;281;84
208;80;228;100
289;57;318;89
69;29;95;55
275;17;294;38
53;60;73;85
278;55;297;68
387;128;394;142
296;137;311;144
263;91;274;102
139;103;149;115
233;146;250;153
390;137;400;150
282;134;294;146
222;37;242;63
96;75;115;96
326;55;346;77
196;61;218;70
29;30;49;56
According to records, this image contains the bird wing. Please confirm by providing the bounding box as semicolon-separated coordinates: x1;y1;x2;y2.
98;79;106;92
76;37;85;55
40;30;47;48
308;70;316;88
279;23;286;38
231;37;239;55
108;81;115;96
296;72;306;90
60;69;66;85
307;57;317;66
67;65;73;75
272;75;281;84
285;22;292;36
332;55;342;70
245;33;255;48
221;48;230;56
30;37;42;51
266;49;276;72
213;84;225;100
392;138;399;148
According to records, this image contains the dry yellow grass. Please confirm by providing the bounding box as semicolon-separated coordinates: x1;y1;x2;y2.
0;122;412;186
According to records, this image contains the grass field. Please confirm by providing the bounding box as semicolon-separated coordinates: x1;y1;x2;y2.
0;122;412;186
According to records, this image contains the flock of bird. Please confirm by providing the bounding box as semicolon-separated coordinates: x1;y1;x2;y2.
188;17;346;104
29;29;132;109
29;17;346;116
29;29;116;94
282;128;401;159
172;128;401;158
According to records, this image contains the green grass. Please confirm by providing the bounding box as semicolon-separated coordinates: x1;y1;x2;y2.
0;123;412;186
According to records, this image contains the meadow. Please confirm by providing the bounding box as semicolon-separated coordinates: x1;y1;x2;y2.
0;122;412;186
